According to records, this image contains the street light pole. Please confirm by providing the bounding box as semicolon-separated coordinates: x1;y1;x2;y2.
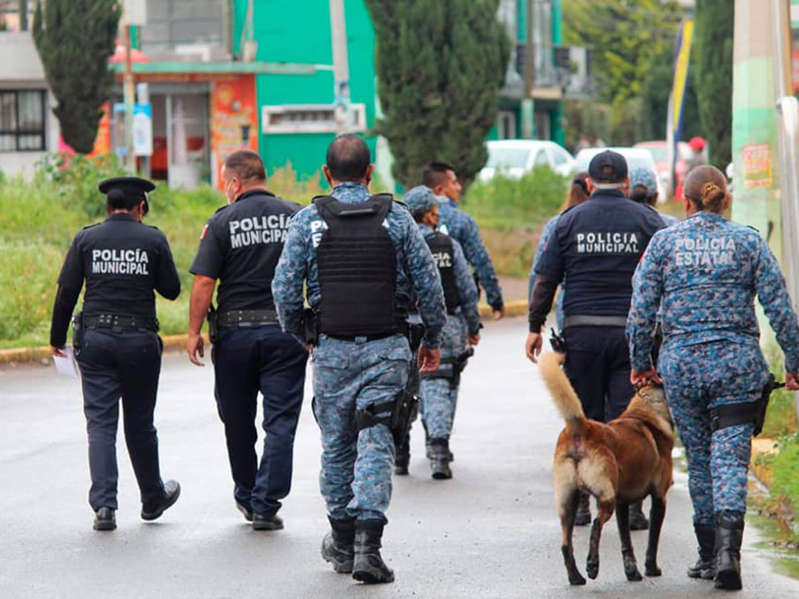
329;0;351;134
121;11;136;172
522;0;536;139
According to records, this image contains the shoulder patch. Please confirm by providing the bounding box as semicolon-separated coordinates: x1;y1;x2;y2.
200;223;209;240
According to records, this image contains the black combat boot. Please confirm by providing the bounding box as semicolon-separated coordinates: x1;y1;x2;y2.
394;433;410;476
687;522;715;580
429;438;452;480
352;519;394;584
629;500;650;530
574;492;591;526
714;512;744;590
141;480;181;521
93;507;116;531
321;516;355;573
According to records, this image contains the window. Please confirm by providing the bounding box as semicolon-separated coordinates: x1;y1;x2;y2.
534;149;549;166
0;90;46;152
261;104;367;134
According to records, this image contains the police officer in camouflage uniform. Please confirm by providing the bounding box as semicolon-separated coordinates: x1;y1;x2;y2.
187;150;308;531
272;135;446;584
50;177;182;531
403;186;481;479
422;162;505;319
628;167;680;227
627;165;799;590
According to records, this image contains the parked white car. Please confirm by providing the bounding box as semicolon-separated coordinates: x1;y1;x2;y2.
478;140;575;181
574;146;666;202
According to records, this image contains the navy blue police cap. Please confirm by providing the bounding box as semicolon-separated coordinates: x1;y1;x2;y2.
99;176;155;214
588;150;628;185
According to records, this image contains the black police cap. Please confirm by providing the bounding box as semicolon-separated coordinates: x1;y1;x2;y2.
588;150;628;183
98;176;155;196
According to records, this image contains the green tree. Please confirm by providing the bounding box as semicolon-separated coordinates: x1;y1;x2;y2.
365;0;510;187
33;0;120;154
693;0;733;168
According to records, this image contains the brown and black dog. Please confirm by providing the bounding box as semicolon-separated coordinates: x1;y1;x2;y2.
539;351;674;586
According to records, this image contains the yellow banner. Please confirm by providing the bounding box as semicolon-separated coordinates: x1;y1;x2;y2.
671;20;694;134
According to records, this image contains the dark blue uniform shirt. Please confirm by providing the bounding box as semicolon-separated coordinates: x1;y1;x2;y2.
536;189;664;317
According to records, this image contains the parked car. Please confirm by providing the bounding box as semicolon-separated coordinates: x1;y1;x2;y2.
574;146;666;202
478;140;575;181
634;140;693;197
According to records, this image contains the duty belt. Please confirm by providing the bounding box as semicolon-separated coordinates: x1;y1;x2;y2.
217;309;279;327
325;321;409;342
562;315;628;328
83;314;159;332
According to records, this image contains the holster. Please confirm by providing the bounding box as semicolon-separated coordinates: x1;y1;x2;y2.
207;305;218;344
303;308;319;346
71;311;83;357
549;327;567;354
407;323;425;353
355;389;419;448
419;347;474;389
709;374;785;436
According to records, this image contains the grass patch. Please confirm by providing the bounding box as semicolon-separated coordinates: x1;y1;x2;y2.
460;167;568;278
0;156;561;348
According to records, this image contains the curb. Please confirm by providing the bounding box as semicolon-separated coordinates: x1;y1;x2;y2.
0;300;530;366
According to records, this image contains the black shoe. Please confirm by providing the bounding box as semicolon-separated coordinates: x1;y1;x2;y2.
253;513;284;531
629;501;649;531
425;435;454;461
141;480;181;521
714;513;744;590
575;492;591;526
93;507;116;531
687;522;716;580
353;519;394;584
235;501;253;522
394;462;409;476
321;516;355;573
429;438;452;480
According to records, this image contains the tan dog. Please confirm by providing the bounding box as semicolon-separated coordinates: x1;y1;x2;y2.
539;351;674;585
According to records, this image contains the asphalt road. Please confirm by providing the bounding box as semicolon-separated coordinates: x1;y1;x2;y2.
1;318;797;598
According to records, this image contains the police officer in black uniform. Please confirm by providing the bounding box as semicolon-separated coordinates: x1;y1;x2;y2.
50;177;182;532
525;150;664;527
187;150;308;531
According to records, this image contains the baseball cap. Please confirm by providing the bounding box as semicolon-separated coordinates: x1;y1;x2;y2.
629;167;658;196
588;150;628;186
402;185;437;218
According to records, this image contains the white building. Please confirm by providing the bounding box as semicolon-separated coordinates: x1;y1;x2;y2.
0;31;59;177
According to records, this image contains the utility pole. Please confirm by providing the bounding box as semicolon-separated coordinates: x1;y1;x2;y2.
329;0;351;134
521;0;536;138
121;9;136;172
18;0;28;31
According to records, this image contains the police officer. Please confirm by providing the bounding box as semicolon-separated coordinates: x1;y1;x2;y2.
627;165;799;590
422;161;505;319
272;135;446;584
526;150;664;527
528;173;591;330
403;186;481;479
628;167;680;227
187;150;308;531
50;177;181;531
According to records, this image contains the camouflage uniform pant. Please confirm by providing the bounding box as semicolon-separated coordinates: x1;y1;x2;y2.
420;314;466;440
659;340;769;525
312;333;411;523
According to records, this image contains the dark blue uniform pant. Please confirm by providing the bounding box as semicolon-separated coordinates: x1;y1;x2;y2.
212;324;308;516
77;329;166;511
562;325;634;422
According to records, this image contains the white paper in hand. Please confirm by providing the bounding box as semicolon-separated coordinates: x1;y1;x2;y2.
53;345;79;378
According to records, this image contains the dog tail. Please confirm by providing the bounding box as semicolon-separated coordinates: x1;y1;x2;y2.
538;352;585;433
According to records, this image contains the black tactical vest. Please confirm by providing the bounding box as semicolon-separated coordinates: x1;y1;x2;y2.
315;194;399;337
425;231;459;314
